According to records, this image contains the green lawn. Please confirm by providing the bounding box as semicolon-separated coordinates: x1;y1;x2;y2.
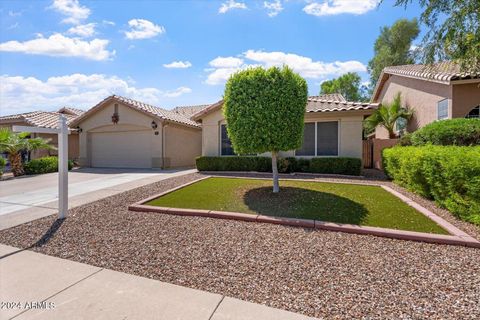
146;177;448;234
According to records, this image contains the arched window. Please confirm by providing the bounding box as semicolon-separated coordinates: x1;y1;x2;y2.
465;105;479;119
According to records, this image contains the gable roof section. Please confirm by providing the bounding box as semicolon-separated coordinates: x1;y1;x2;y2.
70;95;200;128
192;93;375;120
58;106;85;116
172;104;211;118
0;111;78;129
371;61;480;102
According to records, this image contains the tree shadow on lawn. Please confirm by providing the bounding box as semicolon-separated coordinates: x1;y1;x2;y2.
243;187;368;225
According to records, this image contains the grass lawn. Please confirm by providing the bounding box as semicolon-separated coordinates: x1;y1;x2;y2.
146;177;447;234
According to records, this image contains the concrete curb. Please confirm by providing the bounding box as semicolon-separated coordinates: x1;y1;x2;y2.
129;177;480;249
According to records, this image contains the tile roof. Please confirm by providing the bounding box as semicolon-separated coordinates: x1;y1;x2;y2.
172;104;211;118
0;111;78;129
192;94;375;120
70;95;200;128
382;61;480;83
58;106;85;116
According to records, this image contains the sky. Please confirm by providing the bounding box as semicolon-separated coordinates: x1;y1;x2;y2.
0;0;423;115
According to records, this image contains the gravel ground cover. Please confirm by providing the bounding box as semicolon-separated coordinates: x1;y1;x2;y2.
1;172;479;319
146;177;447;234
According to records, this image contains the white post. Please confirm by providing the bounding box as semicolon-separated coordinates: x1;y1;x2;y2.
58;115;68;219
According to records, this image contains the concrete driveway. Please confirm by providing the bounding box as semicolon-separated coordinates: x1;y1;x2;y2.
0;167;196;230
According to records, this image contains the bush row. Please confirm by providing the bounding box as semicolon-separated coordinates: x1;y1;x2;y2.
196;156;362;176
24;156;74;175
383;146;480;225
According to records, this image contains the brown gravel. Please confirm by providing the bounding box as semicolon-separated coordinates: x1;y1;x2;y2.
1;172;479;319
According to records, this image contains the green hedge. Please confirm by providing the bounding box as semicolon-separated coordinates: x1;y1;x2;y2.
410;118;480;146
383;146;480;225
24;156;74;175
196;156;361;176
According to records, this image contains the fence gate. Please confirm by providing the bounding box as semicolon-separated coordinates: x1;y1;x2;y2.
362;139;373;168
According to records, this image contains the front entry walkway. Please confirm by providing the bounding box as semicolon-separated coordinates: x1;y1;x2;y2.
0;168;196;230
0;244;315;320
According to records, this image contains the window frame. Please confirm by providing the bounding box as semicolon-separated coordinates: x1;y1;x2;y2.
294;120;340;158
437;99;449;120
219;123;236;156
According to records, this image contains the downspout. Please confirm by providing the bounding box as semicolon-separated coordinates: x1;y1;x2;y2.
161;122;165;169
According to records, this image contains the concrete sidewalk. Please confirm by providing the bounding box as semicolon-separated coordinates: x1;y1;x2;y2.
0;168;196;231
0;244;316;320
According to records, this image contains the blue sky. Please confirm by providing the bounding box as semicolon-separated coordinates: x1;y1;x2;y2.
0;0;423;115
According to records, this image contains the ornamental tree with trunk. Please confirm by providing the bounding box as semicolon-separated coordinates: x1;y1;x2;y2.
223;66;308;193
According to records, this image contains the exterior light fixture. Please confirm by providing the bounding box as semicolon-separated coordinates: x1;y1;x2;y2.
76;126;83;133
151;120;158;130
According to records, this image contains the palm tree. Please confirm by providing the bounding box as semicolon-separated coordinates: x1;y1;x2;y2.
364;93;413;138
0;128;53;176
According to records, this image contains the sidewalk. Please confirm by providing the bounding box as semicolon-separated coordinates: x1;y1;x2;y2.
0;244;316;320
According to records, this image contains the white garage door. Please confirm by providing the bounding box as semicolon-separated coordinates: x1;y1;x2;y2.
91;131;152;168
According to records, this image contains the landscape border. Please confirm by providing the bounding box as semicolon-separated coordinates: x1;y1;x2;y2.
128;175;480;248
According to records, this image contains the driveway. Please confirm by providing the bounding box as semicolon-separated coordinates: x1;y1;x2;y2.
0;167;196;230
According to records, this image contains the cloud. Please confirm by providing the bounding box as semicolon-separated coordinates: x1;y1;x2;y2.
7;23;19;30
102;20;115;26
50;0;91;24
0;33;114;60
8;10;23;17
125;19;165;40
205;50;366;85
264;0;283;17
0;74;191;115
163;61;192;69
219;0;247;14
67;23;96;37
303;0;379;16
163;86;192;98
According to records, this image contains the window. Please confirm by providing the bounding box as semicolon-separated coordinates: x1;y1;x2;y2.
317;121;338;156
220;124;235;156
296;121;339;156
296;123;315;156
466;105;480;119
437;99;448;120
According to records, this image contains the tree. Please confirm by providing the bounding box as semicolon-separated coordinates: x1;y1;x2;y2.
224;66;308;193
390;0;480;72
368;18;420;88
0;128;53;176
320;72;368;101
364;93;413;139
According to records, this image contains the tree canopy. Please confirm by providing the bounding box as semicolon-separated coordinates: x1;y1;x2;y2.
391;0;480;72
320;72;368;102
368;18;420;88
223;66;308;192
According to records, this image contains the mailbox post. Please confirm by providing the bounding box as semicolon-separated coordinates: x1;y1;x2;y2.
13;115;70;219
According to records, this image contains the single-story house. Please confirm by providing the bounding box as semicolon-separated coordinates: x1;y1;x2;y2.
69;95;204;169
371;61;480;138
191;94;378;160
0;107;84;160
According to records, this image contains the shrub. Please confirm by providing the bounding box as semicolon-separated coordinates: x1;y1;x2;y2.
410;118;480;146
0;157;6;177
24;156;74;175
196;156;362;176
196;156;272;172
309;157;362;176
398;133;413;146
383;146;480;225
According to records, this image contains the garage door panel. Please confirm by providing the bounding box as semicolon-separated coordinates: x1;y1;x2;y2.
91;131;152;168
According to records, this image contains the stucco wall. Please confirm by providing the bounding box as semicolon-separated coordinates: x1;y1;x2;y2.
164;123;202;167
375;75;452;139
452;82;480;118
76;102;162;167
199;108;366;159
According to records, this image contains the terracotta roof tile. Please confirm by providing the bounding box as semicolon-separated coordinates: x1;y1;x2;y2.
172;104;211;118
0;111;78;129
58;106;85;116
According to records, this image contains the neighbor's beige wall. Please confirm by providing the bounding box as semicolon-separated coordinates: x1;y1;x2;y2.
452;82;480;117
164;123;201;168
76;101;162;167
375;75;452;138
199;108;366;159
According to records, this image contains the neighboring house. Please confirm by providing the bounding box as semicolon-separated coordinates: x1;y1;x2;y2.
69;95;203;169
0;108;83;160
372;61;480;138
192;94;378;160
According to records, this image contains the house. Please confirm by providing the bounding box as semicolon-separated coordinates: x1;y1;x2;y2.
192;94;378;160
0;107;84;160
371;62;480;138
69;95;203;169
